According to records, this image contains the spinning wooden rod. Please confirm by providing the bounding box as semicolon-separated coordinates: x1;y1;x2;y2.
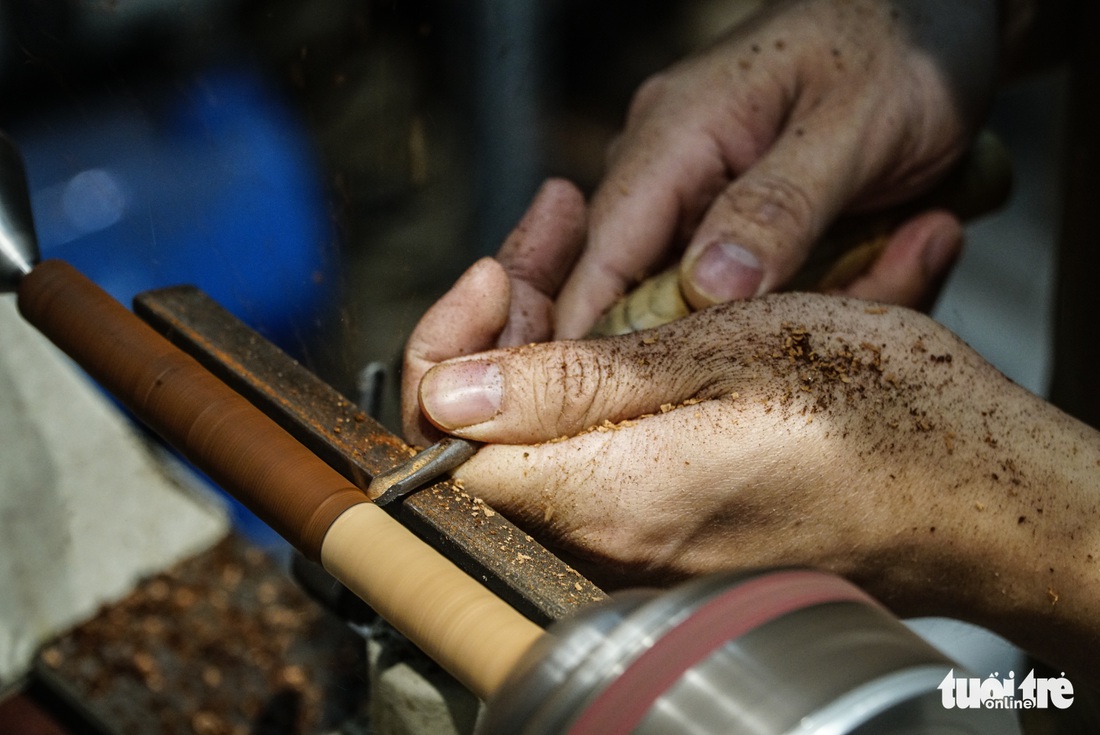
14;258;542;701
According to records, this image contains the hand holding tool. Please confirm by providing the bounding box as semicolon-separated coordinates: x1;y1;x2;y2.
373;131;1013;506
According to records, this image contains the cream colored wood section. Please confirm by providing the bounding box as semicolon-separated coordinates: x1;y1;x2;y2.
321;503;544;701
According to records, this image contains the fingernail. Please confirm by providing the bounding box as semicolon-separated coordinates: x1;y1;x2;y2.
420;361;503;429
688;242;764;303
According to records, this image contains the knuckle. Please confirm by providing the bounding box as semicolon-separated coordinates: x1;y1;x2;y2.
503;258;558;299
533;346;610;435
719;174;818;241
627;72;672;120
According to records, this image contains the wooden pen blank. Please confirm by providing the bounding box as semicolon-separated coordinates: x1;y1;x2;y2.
322;503;543;700
17;260;543;698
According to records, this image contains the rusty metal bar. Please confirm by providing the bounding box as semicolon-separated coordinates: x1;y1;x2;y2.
133;285;606;625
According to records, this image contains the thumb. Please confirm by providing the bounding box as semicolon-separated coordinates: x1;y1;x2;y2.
401;257;512;444
417;334;704;444
680;123;863;309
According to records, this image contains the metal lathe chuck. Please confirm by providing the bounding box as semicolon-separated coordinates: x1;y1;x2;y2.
481;568;1018;734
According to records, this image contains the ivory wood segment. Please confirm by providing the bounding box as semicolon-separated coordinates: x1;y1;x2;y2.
322;503;544;701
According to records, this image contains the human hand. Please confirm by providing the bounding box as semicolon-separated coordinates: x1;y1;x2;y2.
401;179;588;444
401;164;978;443
553;0;1001;337
408;264;1100;677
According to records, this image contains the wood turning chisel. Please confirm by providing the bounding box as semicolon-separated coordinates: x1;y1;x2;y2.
367;435;481;507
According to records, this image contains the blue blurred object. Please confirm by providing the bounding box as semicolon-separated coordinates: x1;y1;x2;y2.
9;66;341;547
11;65;339;353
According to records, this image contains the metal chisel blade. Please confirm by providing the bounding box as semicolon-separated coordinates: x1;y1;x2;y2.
367;437;481;507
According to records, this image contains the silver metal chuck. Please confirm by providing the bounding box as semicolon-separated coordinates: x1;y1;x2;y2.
0;131;39;292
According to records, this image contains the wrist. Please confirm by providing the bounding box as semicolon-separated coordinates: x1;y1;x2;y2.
923;392;1100;679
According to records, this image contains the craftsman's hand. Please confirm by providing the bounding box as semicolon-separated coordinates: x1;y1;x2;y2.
402;180;589;443
408;261;1100;680
553;0;1001;337
402;170;965;444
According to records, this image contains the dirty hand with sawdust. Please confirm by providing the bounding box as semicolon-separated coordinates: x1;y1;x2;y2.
403;256;1100;682
551;0;1007;338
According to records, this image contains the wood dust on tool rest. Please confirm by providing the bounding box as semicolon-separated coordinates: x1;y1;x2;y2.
16;259;543;701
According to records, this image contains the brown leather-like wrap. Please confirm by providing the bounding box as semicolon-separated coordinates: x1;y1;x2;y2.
18;260;366;559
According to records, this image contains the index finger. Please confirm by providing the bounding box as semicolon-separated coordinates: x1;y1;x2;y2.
552;130;729;339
